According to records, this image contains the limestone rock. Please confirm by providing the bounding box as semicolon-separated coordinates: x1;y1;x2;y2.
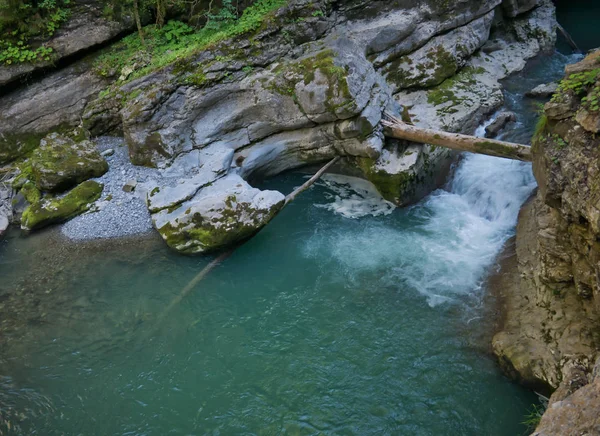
0;214;8;237
0;62;108;164
575;108;600;133
526;82;559;98
21;180;104;231
29;133;108;193
152;175;285;254
356;143;454;206
485;111;517;138
381;11;494;91
119;37;393;170
502;0;542;18
0;3;134;87
533;359;600;435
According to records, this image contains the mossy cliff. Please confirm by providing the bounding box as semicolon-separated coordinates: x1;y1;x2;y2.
492;50;600;434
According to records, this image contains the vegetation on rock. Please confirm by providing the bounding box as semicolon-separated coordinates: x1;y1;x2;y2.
21;180;103;231
0;0;71;65
25;133;108;193
94;0;288;81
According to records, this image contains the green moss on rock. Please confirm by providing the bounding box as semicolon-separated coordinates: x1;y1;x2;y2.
0;133;47;165
356;157;417;205
29;133;108;192
21;180;104;231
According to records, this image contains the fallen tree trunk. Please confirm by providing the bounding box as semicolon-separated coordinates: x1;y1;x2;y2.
381;114;532;162
285;156;340;205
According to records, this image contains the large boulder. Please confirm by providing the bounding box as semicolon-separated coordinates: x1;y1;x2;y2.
28;133;108;193
21;180;104;231
152;175;285;254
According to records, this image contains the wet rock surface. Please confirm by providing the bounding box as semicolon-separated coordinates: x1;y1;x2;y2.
0;0;558;252
526;82;559;98
485;111;517;138
492;50;600;433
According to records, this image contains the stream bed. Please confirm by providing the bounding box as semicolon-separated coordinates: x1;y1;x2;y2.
0;51;580;435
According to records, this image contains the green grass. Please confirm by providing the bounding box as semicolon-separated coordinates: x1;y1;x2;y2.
94;0;288;81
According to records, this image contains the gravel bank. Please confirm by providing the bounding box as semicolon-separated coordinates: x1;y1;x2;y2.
61;137;160;240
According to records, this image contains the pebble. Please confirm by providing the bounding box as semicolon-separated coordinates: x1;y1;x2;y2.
61;137;161;240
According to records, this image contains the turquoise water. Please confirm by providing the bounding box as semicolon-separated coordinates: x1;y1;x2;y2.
0;51;581;435
555;0;600;53
0;173;535;435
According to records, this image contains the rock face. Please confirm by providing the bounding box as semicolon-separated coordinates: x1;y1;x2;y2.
21;180;104;231
533;358;600;435
0;64;108;164
152;175;285;254
492;51;600;429
527;82;559;98
0;1;134;88
28;133;109;192
0;0;558;251
381;11;495;91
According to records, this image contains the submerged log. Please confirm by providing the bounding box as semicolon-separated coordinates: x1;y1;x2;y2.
557;23;580;53
155;157;340;325
381;113;532;162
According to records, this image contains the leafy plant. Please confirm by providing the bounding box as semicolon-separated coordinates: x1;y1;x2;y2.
95;0;288;81
0;0;71;65
582;87;600;112
159;20;193;42
522;399;547;432
553;69;600;100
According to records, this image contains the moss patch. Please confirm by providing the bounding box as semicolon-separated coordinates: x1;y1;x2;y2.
356;157;418;205
28;134;108;192
21;181;103;231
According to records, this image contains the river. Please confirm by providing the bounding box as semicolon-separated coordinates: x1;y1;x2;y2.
0;49;583;436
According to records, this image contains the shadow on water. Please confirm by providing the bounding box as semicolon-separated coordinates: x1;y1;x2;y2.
554;0;600;54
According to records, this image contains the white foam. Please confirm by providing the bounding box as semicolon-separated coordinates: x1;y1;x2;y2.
313;174;396;219
303;154;535;307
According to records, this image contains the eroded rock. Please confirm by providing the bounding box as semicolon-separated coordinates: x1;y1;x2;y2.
152;175;285;254
381;11;494;91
